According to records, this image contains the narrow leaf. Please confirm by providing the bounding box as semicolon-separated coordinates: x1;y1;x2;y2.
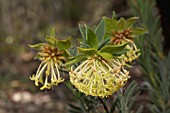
117;18;126;31
99;43;128;54
126;17;139;28
131;28;148;36
95;18;106;44
64;55;87;66
78;47;97;56
57;36;71;50
86;25;98;49
63;49;70;57
29;43;45;50
49;27;55;38
98;37;111;50
97;52;113;59
46;37;57;46
112;11;117;19
104;17;117;33
79;24;86;42
136;106;143;113
104;33;113;40
68;110;81;113
110;96;120;113
68;103;82;111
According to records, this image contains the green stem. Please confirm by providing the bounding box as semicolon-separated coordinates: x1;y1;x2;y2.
98;97;109;113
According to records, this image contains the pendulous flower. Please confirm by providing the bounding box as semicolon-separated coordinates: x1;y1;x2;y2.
70;55;130;98
30;44;66;90
104;17;147;63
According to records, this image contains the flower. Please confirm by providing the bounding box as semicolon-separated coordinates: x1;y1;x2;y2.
69;55;130;98
30;44;66;90
104;17;147;63
119;41;140;63
110;28;141;63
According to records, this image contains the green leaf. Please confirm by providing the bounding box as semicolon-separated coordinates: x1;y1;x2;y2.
46;37;57;46
126;17;139;28
104;17;117;33
117;18;126;31
49;27;56;38
78;47;97;56
57;36;71;50
104;33;113;39
131;28;148;36
112;11;117;19
45;28;57;46
99;43;128;54
95;18;105;44
68;103;82;111
86;25;98;49
136;106;143;113
68;110;81;113
80;42;90;48
79;24;86;42
28;43;45;50
110;96;120;113
63;49;70;57
64;55;87;66
98;37;111;50
112;49;129;57
97;52;113;59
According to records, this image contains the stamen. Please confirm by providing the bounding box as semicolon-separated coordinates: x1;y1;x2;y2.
74;60;89;72
102;60;112;70
77;61;90;74
51;60;57;80
36;63;48;78
55;63;60;79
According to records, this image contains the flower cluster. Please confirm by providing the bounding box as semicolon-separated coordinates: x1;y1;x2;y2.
70;55;130;97
30;44;65;90
29;13;146;97
29;29;71;90
105;17;146;63
68;16;146;97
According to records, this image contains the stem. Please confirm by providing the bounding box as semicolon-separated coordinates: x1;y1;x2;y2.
98;97;109;113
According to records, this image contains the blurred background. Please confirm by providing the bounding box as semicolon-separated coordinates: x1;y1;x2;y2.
0;0;169;113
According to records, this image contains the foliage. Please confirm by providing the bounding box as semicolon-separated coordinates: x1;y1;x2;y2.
115;81;143;113
67;81;143;113
128;0;170;113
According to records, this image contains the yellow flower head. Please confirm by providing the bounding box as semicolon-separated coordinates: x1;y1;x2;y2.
104;17;147;63
70;56;130;98
29;28;71;90
111;28;141;63
30;44;65;90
